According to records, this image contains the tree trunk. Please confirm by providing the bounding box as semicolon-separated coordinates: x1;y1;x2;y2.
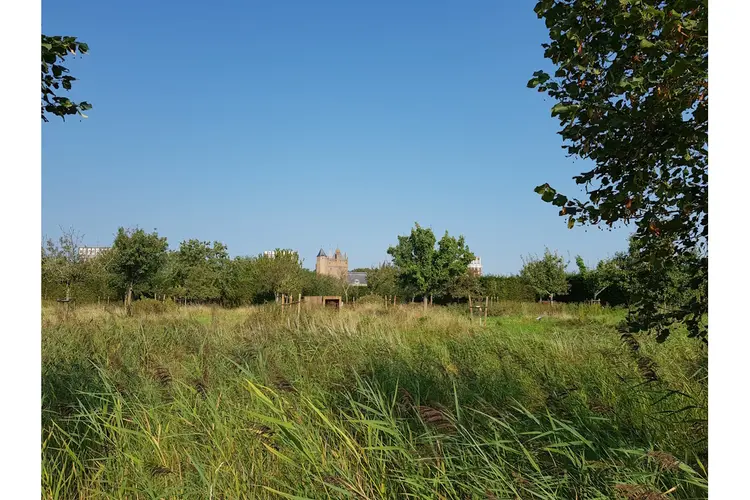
423;295;428;312
549;293;554;305
125;283;134;316
430;294;433;306
65;281;71;319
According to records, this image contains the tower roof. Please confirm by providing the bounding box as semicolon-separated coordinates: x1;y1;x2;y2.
317;249;327;258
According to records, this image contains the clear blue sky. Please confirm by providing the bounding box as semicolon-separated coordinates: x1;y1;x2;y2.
42;0;630;274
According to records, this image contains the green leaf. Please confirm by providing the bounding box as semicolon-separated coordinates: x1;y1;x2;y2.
639;39;655;49
551;103;570;116
567;217;575;229
527;70;551;88
552;194;568;207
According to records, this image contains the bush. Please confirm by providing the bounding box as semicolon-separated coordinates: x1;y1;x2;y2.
355;294;386;305
131;297;178;316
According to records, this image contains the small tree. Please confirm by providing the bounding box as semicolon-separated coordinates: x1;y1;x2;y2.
520;248;569;303
367;262;399;299
620;235;702;341
444;271;483;302
41;227;88;304
387;223;475;311
340;273;352;303
576;255;626;302
253;249;305;302
174;240;230;303
301;269;340;298
110;228;169;315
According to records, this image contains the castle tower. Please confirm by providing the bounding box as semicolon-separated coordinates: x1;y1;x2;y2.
315;249;328;275
316;247;348;279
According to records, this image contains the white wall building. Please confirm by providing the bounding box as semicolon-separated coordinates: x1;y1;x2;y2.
77;246;110;262
468;256;483;276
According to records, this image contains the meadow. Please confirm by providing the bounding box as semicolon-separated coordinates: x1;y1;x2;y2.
42;300;707;499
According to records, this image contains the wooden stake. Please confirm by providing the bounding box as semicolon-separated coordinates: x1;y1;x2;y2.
297;293;301;317
469;295;473;320
484;297;490;326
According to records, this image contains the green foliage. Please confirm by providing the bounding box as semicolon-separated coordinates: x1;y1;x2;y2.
443;271;482;301
479;275;536;302
387;223;475;302
252;249;305;300
172;240;230;302
529;0;707;341
41;35;92;122
110;228;169;302
41;228;88;300
365;262;399;297
301;269;342;297
220;257;260;306
619;236;704;342
520;248;569;301
575;254;628;301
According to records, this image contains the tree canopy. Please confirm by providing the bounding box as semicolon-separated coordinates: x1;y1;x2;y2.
366;263;399;298
387;223;475;309
110;228;169;313
174;240;230;303
528;0;707;341
42;35;92;122
520;248;569;302
42;228;88;301
575;254;627;301
252;249;305;300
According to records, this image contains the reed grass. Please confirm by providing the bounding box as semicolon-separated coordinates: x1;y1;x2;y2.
42;302;707;499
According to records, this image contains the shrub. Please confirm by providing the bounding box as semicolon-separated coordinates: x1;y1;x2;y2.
131;297;178;316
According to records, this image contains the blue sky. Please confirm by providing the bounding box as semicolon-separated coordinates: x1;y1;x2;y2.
42;0;630;274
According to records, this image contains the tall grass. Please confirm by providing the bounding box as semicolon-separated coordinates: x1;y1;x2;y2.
42;302;707;499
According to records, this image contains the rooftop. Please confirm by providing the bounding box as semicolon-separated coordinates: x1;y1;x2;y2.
347;271;368;286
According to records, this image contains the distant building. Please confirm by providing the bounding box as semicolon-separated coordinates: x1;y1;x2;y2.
347;271;368;287
468;257;483;276
315;248;348;280
263;250;298;259
77;246;110;262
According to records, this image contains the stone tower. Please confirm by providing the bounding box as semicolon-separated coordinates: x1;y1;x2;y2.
315;248;348;280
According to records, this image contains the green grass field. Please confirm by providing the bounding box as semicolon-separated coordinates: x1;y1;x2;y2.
42;301;707;499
